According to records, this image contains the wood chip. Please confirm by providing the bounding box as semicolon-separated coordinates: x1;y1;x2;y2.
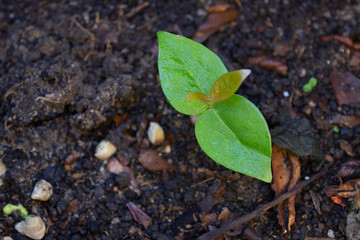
249;56;288;75
340;140;355;157
309;190;322;215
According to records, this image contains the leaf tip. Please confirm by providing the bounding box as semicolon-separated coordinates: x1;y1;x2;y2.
242;69;251;80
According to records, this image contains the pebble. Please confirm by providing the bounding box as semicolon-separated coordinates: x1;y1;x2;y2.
147;122;165;145
327;229;335;238
31;179;53;201
283;91;289;97
111;217;120;224
94;140;117;160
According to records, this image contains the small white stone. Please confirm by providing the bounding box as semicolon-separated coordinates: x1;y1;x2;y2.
3;237;14;240
147;122;165;145
15;215;46;240
31;179;53;201
327;229;335;238
304;176;310;180
94;140;117;160
0;159;6;176
283;91;289;97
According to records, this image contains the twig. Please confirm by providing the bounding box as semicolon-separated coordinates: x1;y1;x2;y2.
198;166;330;240
190;177;214;189
72;18;95;41
125;2;150;19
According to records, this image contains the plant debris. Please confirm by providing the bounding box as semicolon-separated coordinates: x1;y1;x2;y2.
320;34;360;50
248;56;288;75
335;160;360;178
330;71;360;107
324;179;360;198
126;202;152;229
138;149;176;172
192;9;238;43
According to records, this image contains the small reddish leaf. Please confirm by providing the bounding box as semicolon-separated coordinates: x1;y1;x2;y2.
192;10;238;43
185;92;210;104
330;71;360;107
209;70;250;102
324;179;360;198
249;56;288;75
320;34;360;50
138;149;176;172
126;202;152;229
202;213;218;226
335;160;360;178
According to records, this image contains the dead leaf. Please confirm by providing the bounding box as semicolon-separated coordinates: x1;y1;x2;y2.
330;114;360;128
320;34;360;50
248;56;288;75
218;207;234;222
126;202;152;229
138;149;176;172
206;4;231;13
335;160;360;178
287;154;301;230
271;145;291;233
192;10;238;43
273;44;291;57
331;196;346;207
324;179;360;198
340;140;355;157
329;71;360;107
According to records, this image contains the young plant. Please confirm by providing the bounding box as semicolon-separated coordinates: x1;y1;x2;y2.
157;31;272;182
3;203;28;217
303;77;317;92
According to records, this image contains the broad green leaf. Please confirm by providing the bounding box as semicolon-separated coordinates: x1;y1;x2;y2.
157;31;228;115
185;92;210;104
210;70;251;102
195;94;272;182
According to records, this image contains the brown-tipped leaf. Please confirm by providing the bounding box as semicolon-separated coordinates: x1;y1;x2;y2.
209;70;250;103
185;92;210;104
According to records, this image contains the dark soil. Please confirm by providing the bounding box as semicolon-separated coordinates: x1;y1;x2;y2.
1;1;360;239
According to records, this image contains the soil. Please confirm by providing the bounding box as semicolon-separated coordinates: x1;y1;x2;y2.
1;1;360;239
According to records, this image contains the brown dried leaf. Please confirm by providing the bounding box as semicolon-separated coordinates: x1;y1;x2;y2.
330;114;360;128
323;179;360;198
271;145;291;233
126;202;152;229
320;34;360;50
287;154;301;231
249;56;288;75
335;160;360;178
340;140;355;157
218;207;234;222
138;149;176;172
113;113;128;126
192;10;238;43
206;4;231;13
330;71;360;107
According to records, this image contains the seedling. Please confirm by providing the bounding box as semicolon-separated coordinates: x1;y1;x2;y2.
157;31;272;182
3;203;28;217
303;77;317;92
333;125;339;133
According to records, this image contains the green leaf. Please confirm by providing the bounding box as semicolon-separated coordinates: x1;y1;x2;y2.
210;70;251;102
195;94;272;182
185;92;210;104
157;31;228;115
303;77;317;92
